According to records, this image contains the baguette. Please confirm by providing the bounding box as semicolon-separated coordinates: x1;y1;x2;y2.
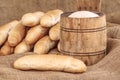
8;22;26;47
0;20;19;46
0;41;14;56
49;23;60;40
25;25;48;45
14;41;33;54
34;36;57;54
14;54;87;73
40;9;63;27
21;11;44;27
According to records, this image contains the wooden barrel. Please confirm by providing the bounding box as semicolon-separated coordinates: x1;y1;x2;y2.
60;12;107;65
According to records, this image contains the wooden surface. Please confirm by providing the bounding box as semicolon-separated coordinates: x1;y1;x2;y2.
60;12;107;65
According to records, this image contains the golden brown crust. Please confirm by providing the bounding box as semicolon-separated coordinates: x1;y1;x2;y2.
21;11;44;27
34;36;57;54
14;40;33;54
14;54;87;73
40;9;63;27
49;23;60;40
0;41;14;56
8;22;26;47
0;20;19;46
25;25;48;45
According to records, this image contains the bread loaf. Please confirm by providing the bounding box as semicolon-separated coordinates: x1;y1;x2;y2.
49;23;60;40
0;41;14;56
34;36;57;54
0;20;19;46
14;54;87;73
21;11;44;27
8;22;26;47
14;41;33;54
25;25;48;45
40;9;63;27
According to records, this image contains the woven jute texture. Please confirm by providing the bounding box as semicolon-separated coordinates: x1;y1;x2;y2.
0;0;120;25
0;23;120;80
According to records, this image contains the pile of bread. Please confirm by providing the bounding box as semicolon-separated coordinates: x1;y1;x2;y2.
0;9;62;56
0;9;87;73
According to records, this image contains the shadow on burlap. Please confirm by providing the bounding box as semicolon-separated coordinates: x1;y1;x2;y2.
0;23;120;80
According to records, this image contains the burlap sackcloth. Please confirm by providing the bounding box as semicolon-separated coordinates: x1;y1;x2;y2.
0;23;120;80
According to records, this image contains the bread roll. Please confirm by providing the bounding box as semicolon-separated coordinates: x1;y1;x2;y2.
40;9;63;27
21;11;44;27
8;22;26;47
0;20;19;46
0;41;14;56
14;41;33;54
49;23;60;40
25;25;48;45
34;36;57;54
14;54;87;73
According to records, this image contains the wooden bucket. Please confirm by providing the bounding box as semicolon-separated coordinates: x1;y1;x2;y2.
60;12;107;65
